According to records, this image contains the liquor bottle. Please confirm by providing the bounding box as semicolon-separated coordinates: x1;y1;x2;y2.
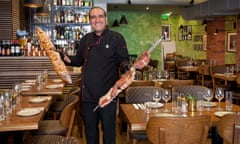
1;40;5;56
60;11;65;23
0;40;2;56
53;0;57;5
10;40;15;56
15;40;21;56
5;40;11;56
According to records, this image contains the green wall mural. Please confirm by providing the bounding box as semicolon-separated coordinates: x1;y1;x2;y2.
108;11;236;68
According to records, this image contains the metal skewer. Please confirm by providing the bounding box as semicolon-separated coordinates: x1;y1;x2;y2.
148;36;164;53
93;105;99;112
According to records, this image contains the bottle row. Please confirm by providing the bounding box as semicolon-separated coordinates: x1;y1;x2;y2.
53;9;90;24
53;0;92;7
0;40;23;56
52;25;90;40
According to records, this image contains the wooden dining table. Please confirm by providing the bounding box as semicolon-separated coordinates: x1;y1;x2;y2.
120;102;240;144
178;66;199;72
0;96;52;132
21;79;65;96
212;73;237;86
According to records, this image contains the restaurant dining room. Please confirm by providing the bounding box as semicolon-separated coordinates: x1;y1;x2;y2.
1;0;240;144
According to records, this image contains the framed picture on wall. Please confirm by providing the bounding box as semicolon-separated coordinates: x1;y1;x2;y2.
161;25;171;41
202;34;207;51
227;32;237;52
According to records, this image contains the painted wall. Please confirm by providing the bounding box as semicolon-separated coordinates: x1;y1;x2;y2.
108;11;236;69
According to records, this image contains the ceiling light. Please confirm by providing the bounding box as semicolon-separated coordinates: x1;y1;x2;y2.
112;19;120;27
36;0;49;16
128;0;131;5
24;0;43;8
119;15;128;24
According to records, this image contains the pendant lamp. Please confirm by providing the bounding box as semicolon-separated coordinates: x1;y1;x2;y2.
36;0;49;16
24;0;42;8
119;15;128;24
112;19;120;27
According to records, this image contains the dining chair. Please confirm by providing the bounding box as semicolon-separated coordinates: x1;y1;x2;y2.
125;86;165;104
146;115;210;144
33;95;79;137
124;86;165;144
22;135;81;144
210;65;231;91
118;81;155;135
198;64;212;87
234;116;240;144
160;79;195;95
175;59;191;80
217;113;240;144
50;86;81;120
172;85;209;99
50;86;83;137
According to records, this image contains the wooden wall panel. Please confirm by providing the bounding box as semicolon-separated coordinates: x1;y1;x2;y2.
0;0;20;40
0;0;12;40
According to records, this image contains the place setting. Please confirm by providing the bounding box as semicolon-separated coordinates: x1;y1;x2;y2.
16;107;44;117
28;96;52;103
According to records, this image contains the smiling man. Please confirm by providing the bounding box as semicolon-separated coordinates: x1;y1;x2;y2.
62;6;130;144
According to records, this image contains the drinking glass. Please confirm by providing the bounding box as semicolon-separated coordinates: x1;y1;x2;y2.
162;89;171;112
152;89;161;105
215;87;224;110
13;83;21;105
0;93;5;121
163;70;169;79
156;71;162;80
42;69;48;85
152;89;161;112
203;89;213;111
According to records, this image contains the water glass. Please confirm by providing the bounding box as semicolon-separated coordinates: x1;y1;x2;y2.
42;69;48;85
0;93;5;121
144;102;151;114
171;92;178;113
36;74;43;90
169;72;175;80
196;92;204;112
225;91;232;111
3;90;12;115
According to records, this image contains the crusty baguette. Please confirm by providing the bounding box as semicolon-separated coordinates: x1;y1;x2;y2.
36;27;72;84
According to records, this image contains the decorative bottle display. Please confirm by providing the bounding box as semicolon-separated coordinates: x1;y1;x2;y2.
31;0;93;57
0;40;24;57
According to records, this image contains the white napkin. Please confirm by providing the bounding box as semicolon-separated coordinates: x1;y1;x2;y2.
133;104;139;110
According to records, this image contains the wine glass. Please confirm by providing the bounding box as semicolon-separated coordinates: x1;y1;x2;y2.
215;87;224;110
163;70;169;79
152;89;161;112
203;89;213;111
152;89;161;105
156;71;162;80
162;89;171;112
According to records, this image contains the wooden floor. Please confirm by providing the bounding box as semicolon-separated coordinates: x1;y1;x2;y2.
71;117;151;144
71;117;211;144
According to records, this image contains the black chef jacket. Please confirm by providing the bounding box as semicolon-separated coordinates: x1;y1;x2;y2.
69;29;129;103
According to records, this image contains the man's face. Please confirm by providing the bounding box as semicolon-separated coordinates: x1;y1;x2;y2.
89;8;107;35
